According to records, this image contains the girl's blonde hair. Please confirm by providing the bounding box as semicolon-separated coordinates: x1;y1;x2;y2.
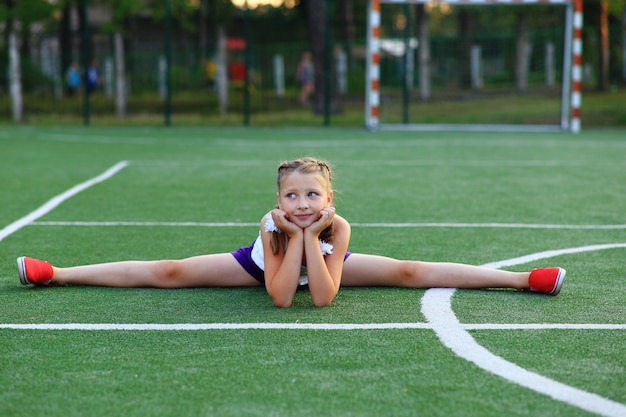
271;157;334;254
276;157;332;189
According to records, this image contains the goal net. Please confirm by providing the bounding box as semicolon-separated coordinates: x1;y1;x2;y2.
365;0;582;132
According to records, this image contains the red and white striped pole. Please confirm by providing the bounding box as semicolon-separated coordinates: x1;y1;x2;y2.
365;0;381;130
571;0;583;133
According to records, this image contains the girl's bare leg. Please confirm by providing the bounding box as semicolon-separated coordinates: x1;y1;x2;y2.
52;253;261;288
341;253;528;290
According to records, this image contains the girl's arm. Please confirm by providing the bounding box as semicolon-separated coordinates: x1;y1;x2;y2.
261;210;351;308
262;212;305;308
304;212;350;307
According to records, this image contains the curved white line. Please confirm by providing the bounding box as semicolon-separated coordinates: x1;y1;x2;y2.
421;243;626;417
480;243;626;269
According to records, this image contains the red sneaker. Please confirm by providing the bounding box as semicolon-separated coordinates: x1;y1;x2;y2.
17;257;54;286
529;267;566;296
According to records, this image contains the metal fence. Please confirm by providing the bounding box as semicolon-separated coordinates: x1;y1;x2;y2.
0;6;620;127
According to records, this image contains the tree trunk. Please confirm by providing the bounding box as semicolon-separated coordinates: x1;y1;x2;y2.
114;30;127;118
9;30;23;122
515;12;530;93
216;27;228;115
338;0;354;56
416;4;430;101
458;10;472;89
199;0;208;62
20;20;31;60
5;0;22;122
597;0;609;91
59;1;73;91
305;0;328;114
622;8;626;82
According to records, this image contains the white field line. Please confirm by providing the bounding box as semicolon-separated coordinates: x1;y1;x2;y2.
479;243;626;269
32;221;261;227
131;159;592;167
39;134;161;145
1;323;624;331
29;221;626;230
0;161;129;243
421;242;626;417
462;323;626;330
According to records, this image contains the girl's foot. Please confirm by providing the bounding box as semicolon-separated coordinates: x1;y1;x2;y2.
17;257;53;286
529;267;566;296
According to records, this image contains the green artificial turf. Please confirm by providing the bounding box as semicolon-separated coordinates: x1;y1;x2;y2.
0;126;624;417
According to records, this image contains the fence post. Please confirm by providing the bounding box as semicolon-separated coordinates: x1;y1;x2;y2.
471;45;482;90
273;54;285;97
114;31;127;118
158;56;167;99
217;28;228;116
335;49;347;94
104;57;114;97
545;42;555;87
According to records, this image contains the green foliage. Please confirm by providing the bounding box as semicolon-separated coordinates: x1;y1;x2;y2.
98;0;148;33
607;0;626;16
0;0;57;24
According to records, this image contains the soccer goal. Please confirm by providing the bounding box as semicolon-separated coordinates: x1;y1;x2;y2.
365;0;583;132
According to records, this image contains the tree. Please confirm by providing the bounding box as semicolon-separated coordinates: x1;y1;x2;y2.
416;3;430;101
457;8;472;89
515;12;530;93
586;0;626;90
599;0;610;90
623;5;626;82
6;0;21;121
303;0;329;114
98;0;146;117
1;0;58;121
338;0;355;56
58;0;74;84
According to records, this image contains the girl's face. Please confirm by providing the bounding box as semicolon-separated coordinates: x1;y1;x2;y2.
277;172;332;229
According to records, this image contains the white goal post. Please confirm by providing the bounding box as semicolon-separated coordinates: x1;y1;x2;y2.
365;0;583;133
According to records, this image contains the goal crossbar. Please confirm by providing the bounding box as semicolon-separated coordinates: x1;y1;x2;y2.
365;0;583;133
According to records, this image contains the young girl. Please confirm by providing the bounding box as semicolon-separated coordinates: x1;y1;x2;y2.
17;157;565;308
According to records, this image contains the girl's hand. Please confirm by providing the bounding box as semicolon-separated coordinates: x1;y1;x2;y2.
306;206;335;236
270;209;302;237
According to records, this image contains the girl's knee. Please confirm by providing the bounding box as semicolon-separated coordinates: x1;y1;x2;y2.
397;261;429;287
152;260;184;286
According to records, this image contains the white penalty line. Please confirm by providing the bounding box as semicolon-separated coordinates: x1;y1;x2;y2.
29;221;626;230
0;161;129;243
1;323;625;331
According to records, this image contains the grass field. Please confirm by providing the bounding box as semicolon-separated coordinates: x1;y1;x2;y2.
0;126;624;417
